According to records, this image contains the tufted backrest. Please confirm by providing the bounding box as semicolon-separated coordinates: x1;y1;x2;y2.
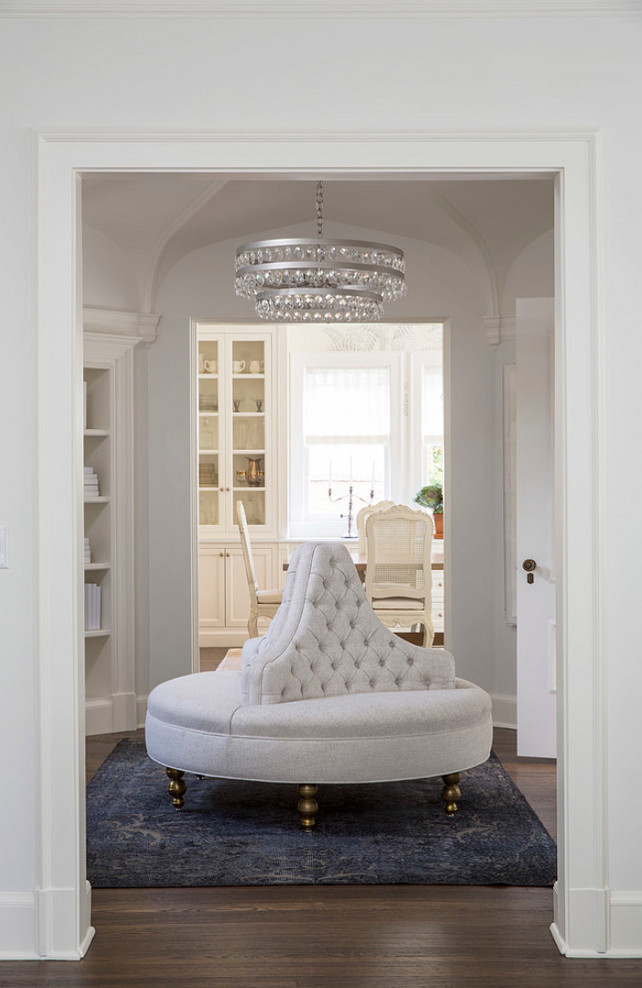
241;542;455;705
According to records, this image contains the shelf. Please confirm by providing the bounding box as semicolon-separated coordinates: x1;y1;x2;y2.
84;429;109;437
233;449;265;455
85;562;111;571
199;411;219;416
232;412;265;417
198;374;219;379
233;486;266;492
84;496;110;504
84;629;110;639
232;373;264;379
198;485;219;491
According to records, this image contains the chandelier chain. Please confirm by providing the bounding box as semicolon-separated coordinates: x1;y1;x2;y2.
316;181;324;240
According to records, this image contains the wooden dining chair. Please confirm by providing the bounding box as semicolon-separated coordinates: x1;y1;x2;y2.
356;500;395;554
236;500;282;637
364;504;434;646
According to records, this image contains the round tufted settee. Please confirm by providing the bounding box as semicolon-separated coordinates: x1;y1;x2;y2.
146;541;493;829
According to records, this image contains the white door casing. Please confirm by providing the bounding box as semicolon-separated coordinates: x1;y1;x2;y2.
516;298;557;759
36;131;605;959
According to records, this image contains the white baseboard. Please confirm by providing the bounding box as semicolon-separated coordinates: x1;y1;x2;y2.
551;888;642;957
609;893;642;956
0;893;37;959
490;692;516;729
137;693;149;729
111;691;137;732
0;886;94;960
86;693;137;736
85;698;114;736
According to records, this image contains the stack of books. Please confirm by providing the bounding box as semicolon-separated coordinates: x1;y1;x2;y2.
84;583;102;631
84;466;100;498
84;537;91;565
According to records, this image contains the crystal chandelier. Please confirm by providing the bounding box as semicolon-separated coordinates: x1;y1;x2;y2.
234;182;407;322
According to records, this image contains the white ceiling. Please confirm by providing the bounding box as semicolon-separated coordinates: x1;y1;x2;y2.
82;173;554;311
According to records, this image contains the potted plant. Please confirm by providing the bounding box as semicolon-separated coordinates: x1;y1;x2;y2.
414;483;443;537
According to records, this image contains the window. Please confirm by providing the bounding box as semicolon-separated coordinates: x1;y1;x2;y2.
289;327;444;539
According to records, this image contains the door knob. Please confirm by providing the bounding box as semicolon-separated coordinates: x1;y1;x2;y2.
522;558;536;584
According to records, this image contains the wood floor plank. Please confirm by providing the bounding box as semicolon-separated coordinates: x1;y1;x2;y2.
4;728;642;984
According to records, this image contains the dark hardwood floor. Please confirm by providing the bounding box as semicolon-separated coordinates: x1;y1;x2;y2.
4;700;642;984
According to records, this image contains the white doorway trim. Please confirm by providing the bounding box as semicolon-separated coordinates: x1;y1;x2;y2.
36;130;604;958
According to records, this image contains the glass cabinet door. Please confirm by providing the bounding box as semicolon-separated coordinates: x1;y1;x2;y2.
231;338;267;528
197;338;221;530
197;328;273;536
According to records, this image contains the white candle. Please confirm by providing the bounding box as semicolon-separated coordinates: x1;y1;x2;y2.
371;460;376;489
349;456;353;486
329;458;333;486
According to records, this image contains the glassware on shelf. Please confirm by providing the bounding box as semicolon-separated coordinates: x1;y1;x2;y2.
233;399;241;412
255;398;263;412
199;462;217;487
199;393;218;411
235;469;247;486
199;418;215;449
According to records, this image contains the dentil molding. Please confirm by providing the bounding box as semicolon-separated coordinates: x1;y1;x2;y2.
2;0;640;15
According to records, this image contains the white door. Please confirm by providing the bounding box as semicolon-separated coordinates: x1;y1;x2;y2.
516;298;556;758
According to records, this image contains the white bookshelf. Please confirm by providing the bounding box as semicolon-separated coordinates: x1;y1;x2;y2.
83;328;139;736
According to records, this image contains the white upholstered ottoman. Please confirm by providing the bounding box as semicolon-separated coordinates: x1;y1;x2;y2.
146;542;492;829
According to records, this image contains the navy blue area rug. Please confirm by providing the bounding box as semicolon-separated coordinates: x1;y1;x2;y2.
86;740;556;888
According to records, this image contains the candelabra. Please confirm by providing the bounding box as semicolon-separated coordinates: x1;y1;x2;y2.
328;484;374;539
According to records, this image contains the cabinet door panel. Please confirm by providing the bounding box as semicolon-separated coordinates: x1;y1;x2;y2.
198;548;226;629
225;546;276;628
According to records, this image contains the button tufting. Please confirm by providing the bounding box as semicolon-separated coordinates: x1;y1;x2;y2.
408;657;414;666
369;679;376;688
379;658;385;667
395;678;402;686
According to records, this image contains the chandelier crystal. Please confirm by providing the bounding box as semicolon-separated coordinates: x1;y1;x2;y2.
235;182;407;322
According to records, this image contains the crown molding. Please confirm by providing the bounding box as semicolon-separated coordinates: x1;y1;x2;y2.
2;0;640;17
83;306;161;346
484;314;516;347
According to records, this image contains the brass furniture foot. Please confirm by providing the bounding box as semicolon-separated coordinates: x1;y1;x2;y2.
166;767;186;809
441;772;461;816
297;783;318;831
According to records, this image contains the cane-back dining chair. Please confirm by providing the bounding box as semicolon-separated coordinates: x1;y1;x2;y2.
364;504;434;646
356;500;395;555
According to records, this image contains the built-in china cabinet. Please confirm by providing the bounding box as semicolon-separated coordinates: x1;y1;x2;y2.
196;324;281;645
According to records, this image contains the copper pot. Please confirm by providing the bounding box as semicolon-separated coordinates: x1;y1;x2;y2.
246;456;263;487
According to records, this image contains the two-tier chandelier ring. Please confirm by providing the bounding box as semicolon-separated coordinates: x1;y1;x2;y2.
234;182;407;323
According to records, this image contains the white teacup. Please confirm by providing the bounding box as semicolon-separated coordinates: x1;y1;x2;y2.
203;359;217;374
233;360;246;373
249;360;263;374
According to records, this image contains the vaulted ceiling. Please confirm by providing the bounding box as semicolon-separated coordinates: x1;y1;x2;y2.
82;172;554;313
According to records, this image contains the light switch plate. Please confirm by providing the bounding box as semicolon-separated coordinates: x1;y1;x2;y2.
0;525;8;568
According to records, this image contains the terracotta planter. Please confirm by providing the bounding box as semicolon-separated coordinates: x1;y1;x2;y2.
433;511;443;538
